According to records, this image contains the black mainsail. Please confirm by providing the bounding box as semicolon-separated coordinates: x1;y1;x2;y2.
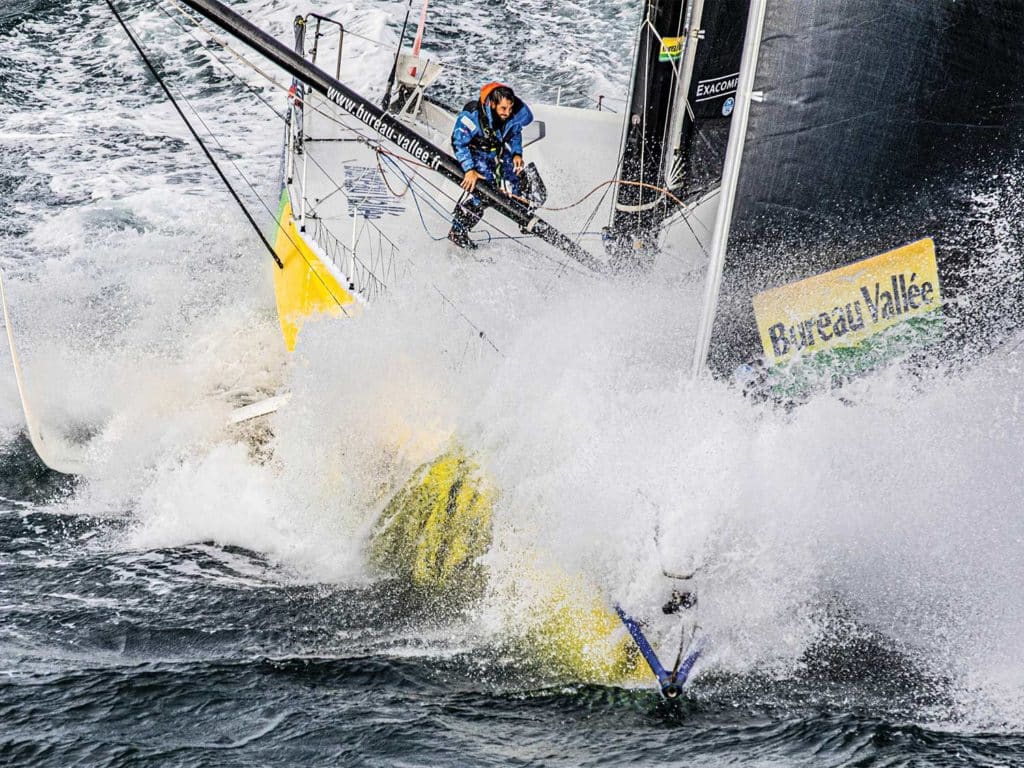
696;0;1024;376
609;0;688;257
666;0;748;203
609;0;749;258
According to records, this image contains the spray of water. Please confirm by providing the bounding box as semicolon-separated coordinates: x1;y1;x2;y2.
3;0;1023;731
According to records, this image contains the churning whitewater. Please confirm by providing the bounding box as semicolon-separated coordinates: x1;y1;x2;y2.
2;0;1024;765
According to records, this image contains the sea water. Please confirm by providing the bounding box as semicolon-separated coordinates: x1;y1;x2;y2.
1;0;1023;765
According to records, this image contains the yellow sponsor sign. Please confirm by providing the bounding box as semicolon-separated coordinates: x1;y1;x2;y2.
659;36;684;62
752;238;941;364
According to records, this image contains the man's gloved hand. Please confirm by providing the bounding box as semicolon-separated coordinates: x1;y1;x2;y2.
512;154;524;174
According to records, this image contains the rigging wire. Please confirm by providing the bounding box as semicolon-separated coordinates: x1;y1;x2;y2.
376;142;711;270
102;0;284;270
160;79;354;316
118;0;506;353
161;0;703;262
371;156;503;353
157;4;477;273
375;150;597;283
148;18;286;237
152;0;361;312
164;0;295;109
373;139;711;283
369;146;589;276
159;2;703;360
157;0;285;122
372;147;692;227
142;0;713;352
375;156;444;241
114;0;355;313
295;117;517;349
377;148;602;257
164;0;656;237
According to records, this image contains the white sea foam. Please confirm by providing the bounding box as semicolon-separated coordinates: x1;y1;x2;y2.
3;0;1023;731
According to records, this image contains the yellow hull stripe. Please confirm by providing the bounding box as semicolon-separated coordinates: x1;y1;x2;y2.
271;191;639;683
371;446;642;683
272;189;357;351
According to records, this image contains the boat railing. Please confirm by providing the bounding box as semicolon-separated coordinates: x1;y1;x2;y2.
307;214;400;303
304;13;345;81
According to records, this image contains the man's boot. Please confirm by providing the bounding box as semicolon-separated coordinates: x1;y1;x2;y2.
447;226;477;249
448;198;484;249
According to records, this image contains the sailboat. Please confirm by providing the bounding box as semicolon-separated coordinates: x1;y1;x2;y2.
6;0;1024;696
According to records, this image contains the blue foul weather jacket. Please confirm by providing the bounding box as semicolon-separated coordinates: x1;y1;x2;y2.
451;86;534;191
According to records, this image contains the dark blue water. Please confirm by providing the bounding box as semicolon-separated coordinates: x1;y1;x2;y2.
2;1;1024;765
2;478;1019;766
2;481;1018;767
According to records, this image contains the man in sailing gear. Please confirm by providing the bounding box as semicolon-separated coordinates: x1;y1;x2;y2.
447;83;534;249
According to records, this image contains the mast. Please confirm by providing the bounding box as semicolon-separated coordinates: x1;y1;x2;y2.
689;0;767;378
607;0;750;264
178;0;606;274
608;0;689;262
662;0;705;189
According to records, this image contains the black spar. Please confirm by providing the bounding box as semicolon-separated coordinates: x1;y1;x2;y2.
179;0;608;275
